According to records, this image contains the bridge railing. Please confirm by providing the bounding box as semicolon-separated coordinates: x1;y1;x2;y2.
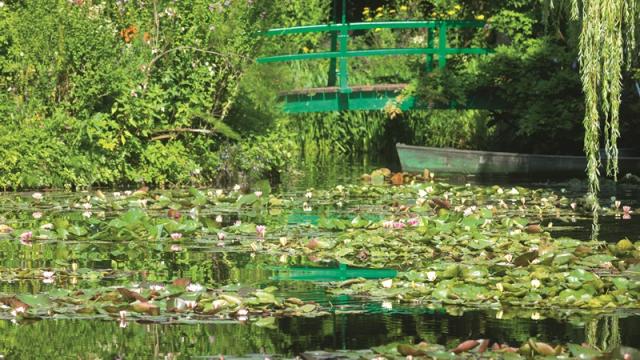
257;20;491;94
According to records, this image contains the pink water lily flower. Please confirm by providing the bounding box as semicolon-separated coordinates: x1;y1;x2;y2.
407;218;420;227
20;231;33;242
623;206;632;214
217;232;226;241
256;225;266;238
32;212;42;219
382;220;394;229
393;221;406;229
170;244;182;252
170;232;182;240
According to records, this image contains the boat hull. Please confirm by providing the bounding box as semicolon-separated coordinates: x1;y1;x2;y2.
396;143;640;175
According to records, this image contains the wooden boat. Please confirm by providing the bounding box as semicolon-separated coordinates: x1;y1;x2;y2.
396;143;640;175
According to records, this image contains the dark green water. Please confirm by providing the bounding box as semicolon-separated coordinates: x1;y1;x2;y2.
1;159;639;359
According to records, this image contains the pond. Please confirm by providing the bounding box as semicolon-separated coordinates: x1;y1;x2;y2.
0;159;639;359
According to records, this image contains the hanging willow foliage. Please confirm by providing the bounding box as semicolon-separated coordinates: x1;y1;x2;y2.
546;0;639;219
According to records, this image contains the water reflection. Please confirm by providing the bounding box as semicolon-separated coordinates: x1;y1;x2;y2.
0;312;638;358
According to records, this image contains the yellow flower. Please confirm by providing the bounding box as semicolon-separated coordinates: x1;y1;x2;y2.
389;9;396;14
454;5;462;10
363;7;370;14
302;47;309;53
447;10;455;15
375;13;383;18
376;6;383;12
400;5;408;11
475;14;485;20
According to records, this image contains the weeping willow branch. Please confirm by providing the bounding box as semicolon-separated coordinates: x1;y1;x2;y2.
548;1;639;230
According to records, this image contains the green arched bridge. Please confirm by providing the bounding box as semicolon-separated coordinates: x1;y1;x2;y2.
257;1;492;113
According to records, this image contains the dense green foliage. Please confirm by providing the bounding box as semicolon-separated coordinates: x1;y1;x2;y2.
0;0;293;189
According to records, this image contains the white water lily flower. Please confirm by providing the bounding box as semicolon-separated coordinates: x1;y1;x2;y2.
254;191;263;197
82;211;92;218
531;312;541;320
215;189;224;197
418;189;428;198
42;271;54;278
233;184;241;191
40;223;54;230
382;301;393;310
215;215;223;223
381;279;393;288
530;279;541;288
305;191;313;199
496;310;504;319
426;271;437;282
496;283;504;292
186;283;203;292
149;284;165;292
32;192;43;200
508;188;519;195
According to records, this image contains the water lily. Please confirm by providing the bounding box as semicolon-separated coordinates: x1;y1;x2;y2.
336;185;344;192
570;202;577;210
302;202;312;212
336;201;343;207
19;231;33;242
42;271;54;278
392;221;405;229
215;189;224;197
234;220;242;226
381;279;393;288
82;203;92;210
623;205;632;214
149;284;165;292
32;211;42;219
186;283;203;292
614;200;621;209
113;192;122;198
256;225;266;238
217;232;226;241
383;220;394;229
304;191;313;199
426;271;437;282
418;189;428;198
170;232;182;240
382;301;393;310
32;192;43;201
279;237;288;246
496;283;504;292
124;190;132;196
82;211;92;218
170;244;182;252
215;215;223;223
530;279;541;289
233;184;241;191
40;223;54;230
416;197;426;206
508;188;519;195
407;218;420;227
11;306;25;317
254;191;262;197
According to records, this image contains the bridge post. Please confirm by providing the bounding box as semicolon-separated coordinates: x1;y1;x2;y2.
426;27;435;72
337;0;351;94
327;0;339;87
438;23;447;69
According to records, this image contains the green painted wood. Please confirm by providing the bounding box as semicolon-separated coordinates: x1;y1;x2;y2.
438;23;447;69
257;47;492;63
257;18;491;113
271;263;397;281
261;20;486;36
